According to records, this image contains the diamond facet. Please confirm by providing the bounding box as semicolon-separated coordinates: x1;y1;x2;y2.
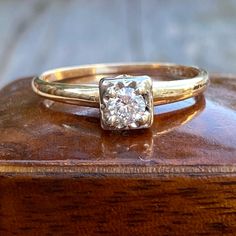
99;75;153;130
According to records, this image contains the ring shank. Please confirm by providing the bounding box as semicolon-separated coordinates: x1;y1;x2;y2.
32;63;209;107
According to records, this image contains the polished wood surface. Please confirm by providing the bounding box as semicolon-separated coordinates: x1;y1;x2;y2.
0;75;236;235
0;75;235;173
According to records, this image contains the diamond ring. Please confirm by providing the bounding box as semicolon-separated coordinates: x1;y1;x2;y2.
32;63;209;130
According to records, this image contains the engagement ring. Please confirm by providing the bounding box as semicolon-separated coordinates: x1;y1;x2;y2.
32;63;209;130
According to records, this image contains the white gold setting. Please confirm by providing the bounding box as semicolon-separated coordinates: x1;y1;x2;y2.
99;75;153;130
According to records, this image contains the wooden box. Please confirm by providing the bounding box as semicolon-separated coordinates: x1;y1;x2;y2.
0;75;236;235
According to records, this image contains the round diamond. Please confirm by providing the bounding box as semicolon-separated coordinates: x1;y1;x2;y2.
104;87;147;128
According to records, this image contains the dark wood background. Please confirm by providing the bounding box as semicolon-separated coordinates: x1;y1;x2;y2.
1;0;236;87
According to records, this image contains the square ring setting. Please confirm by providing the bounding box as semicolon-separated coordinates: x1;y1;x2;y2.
99;75;153;130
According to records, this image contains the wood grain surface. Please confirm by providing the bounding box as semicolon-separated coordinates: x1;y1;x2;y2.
0;176;236;236
0;74;235;235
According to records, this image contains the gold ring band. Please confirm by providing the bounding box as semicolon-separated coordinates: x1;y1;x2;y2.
32;62;209;130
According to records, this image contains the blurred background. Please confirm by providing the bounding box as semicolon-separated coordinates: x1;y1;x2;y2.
0;0;236;87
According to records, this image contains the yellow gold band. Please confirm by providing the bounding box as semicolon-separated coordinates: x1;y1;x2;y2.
32;63;209;108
